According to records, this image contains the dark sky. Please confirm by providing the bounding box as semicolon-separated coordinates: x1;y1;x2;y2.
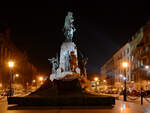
0;1;150;74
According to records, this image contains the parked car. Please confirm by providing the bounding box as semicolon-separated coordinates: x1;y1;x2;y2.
144;90;150;96
1;92;8;96
129;90;140;96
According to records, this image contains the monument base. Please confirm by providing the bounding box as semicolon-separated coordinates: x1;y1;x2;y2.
8;79;115;106
8;95;115;106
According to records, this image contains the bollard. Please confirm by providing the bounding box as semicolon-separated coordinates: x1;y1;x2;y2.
141;94;143;105
141;88;143;105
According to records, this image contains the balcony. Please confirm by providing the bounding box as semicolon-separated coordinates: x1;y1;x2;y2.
137;52;148;59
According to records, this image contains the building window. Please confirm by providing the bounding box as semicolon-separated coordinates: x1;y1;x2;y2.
140;49;142;55
141;60;143;66
132;65;134;70
127;48;129;54
146;46;149;52
143;59;146;64
5;48;7;57
0;47;3;64
146;36;149;42
1;47;3;57
138;61;140;67
135;64;138;69
8;51;11;58
121;52;124;57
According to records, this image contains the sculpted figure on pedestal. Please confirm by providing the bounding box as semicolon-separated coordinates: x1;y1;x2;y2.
64;12;76;41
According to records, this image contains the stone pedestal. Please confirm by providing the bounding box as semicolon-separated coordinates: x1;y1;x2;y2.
50;41;80;81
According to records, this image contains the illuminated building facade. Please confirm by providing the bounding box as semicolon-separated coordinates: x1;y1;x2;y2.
0;28;38;90
101;21;150;90
131;22;150;90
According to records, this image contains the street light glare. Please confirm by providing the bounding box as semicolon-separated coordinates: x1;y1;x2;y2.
145;65;149;69
32;80;36;83
39;77;43;81
16;74;19;77
8;61;14;68
94;77;99;81
122;62;128;68
123;77;126;80
103;80;106;82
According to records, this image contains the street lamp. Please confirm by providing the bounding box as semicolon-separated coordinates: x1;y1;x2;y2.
39;77;43;84
120;74;123;78
103;79;107;91
122;61;128;101
8;61;14;96
8;61;14;68
32;80;36;83
145;65;149;69
122;62;128;68
94;77;99;92
15;74;19;78
103;80;106;83
39;77;43;81
94;77;98;82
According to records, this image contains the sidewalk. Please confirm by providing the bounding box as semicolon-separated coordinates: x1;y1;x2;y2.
1;98;150;113
0;96;8;113
115;100;150;113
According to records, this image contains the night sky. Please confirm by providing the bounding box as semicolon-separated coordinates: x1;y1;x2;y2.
0;1;150;74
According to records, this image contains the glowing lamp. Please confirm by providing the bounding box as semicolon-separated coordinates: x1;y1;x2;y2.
94;77;99;82
8;61;14;68
122;62;128;68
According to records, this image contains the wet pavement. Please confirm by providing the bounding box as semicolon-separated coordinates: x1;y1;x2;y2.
0;96;8;113
1;97;150;113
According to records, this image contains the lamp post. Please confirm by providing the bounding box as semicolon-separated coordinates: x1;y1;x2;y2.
14;74;19;92
122;61;128;101
39;76;43;85
103;80;106;83
15;74;19;78
8;61;14;96
145;65;149;69
103;80;107;91
32;80;36;83
94;77;99;92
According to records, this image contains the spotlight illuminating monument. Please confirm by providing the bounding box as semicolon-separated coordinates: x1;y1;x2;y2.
8;12;115;106
48;12;80;81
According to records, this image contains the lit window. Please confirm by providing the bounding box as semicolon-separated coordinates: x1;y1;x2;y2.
141;60;143;66
138;61;140;67
146;46;149;52
131;56;134;61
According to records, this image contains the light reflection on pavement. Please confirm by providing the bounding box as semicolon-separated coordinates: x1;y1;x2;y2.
120;104;126;112
0;100;150;113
